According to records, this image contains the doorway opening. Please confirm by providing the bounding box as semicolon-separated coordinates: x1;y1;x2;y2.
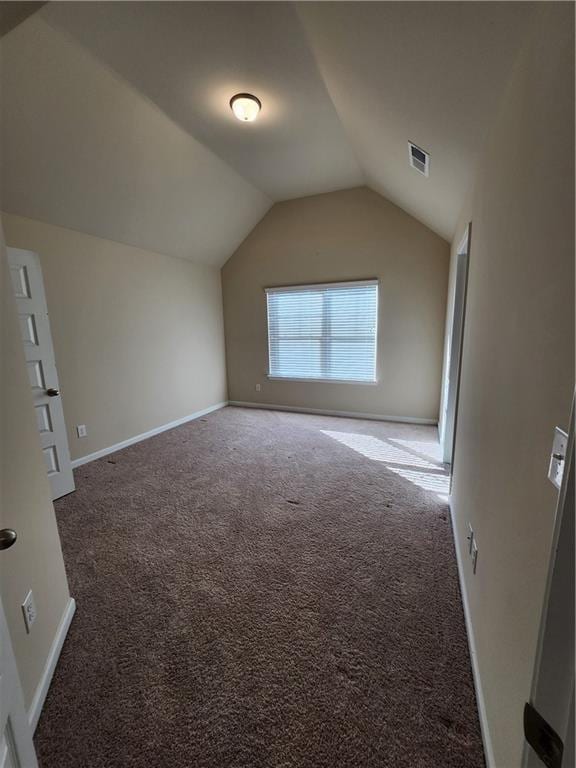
440;223;471;467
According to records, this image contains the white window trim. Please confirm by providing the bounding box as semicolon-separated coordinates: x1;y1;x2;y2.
264;279;378;294
267;376;378;385
265;279;379;384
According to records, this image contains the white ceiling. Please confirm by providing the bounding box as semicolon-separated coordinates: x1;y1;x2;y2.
297;2;536;239
1;2;537;262
41;1;364;201
0;15;270;266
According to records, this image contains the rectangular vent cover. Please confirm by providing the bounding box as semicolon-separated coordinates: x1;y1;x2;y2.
409;142;430;176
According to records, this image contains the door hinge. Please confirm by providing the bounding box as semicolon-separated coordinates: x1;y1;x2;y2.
524;702;563;768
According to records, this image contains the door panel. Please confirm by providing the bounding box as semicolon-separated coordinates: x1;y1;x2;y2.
1;722;20;768
8;248;74;500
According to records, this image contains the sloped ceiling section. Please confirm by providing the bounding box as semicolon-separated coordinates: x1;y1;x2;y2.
1;2;536;261
42;1;364;202
297;2;536;239
0;16;271;266
0;1;45;36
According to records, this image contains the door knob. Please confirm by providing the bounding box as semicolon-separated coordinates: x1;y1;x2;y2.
46;388;60;397
0;529;17;550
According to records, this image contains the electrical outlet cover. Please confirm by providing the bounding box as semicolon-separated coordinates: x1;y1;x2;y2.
76;424;87;438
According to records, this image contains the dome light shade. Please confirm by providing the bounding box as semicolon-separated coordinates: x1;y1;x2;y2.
230;93;261;122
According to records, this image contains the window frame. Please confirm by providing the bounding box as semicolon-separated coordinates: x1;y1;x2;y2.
265;279;379;385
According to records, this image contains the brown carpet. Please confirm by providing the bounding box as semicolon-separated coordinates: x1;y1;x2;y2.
35;406;483;768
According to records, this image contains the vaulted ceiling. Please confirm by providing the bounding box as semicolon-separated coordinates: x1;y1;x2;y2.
0;2;536;265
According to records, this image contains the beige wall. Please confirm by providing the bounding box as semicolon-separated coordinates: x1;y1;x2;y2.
0;223;71;707
2;213;228;461
222;187;449;421
447;5;574;766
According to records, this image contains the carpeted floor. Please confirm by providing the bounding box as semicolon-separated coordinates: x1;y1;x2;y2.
35;406;483;768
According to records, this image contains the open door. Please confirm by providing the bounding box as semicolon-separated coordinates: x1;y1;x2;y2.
0;592;38;768
440;223;471;466
7;248;74;500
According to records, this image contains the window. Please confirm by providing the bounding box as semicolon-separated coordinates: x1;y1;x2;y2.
266;280;378;383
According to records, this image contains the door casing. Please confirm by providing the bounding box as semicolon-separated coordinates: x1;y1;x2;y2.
0;596;39;768
440;223;471;467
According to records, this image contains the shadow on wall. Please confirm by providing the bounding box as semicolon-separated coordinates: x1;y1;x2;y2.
321;430;450;501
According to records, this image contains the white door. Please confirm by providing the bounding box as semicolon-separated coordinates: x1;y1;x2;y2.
0;591;39;768
7;248;75;500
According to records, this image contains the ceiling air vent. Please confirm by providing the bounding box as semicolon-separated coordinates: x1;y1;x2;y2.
408;142;430;177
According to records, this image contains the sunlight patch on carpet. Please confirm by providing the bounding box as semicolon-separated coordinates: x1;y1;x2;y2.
321;430;437;469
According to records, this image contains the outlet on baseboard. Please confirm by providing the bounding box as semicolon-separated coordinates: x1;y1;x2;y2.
22;590;37;633
76;424;87;438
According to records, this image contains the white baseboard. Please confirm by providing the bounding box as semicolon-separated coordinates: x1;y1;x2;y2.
29;597;76;732
71;402;228;468
229;400;437;426
449;504;495;768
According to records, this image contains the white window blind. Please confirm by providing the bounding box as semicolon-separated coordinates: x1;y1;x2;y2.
266;280;378;382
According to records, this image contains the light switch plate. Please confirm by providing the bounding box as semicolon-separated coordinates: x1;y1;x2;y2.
76;424;87;438
548;427;568;490
467;523;474;555
471;541;478;574
22;590;37;633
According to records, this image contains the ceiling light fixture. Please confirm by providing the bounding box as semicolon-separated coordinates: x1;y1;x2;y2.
230;93;261;122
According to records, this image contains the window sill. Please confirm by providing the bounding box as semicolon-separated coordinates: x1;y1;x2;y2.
267;376;378;386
